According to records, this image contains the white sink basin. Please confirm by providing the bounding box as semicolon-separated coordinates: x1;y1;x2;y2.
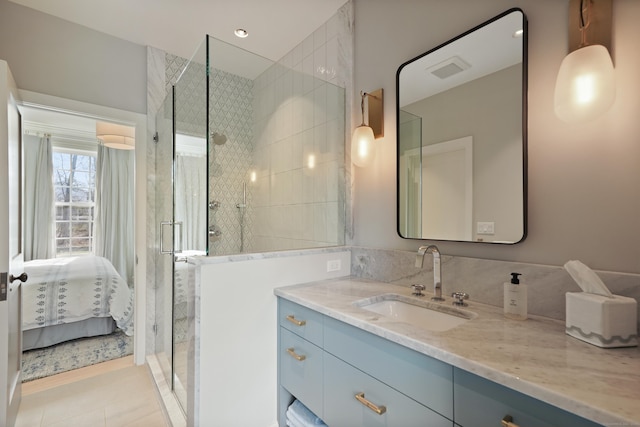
355;294;476;332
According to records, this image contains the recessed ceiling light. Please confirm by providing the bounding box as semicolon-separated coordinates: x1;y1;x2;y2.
234;29;248;38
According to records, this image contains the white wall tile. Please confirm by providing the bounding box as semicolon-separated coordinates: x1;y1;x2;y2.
302;34;315;60
314;84;327;126
291;173;303;205
314;23;327;50
314;43;328;84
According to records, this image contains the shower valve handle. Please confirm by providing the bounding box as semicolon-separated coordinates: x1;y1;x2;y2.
208;226;222;237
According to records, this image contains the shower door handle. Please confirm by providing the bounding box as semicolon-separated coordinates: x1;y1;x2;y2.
160;221;184;255
160;221;173;255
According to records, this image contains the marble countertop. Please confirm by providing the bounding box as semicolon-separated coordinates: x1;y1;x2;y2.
189;246;348;266
275;278;640;426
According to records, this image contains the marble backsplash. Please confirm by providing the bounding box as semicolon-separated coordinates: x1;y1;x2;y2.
350;246;640;327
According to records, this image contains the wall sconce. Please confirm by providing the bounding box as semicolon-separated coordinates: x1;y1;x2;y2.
352;89;383;168
96;121;135;150
554;0;615;123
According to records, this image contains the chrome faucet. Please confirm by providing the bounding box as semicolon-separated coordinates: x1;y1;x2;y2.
416;245;444;301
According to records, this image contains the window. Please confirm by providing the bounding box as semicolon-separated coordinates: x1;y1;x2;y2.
52;149;97;256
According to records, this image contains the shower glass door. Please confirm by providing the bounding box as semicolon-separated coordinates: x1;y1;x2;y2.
154;92;174;396
171;38;208;414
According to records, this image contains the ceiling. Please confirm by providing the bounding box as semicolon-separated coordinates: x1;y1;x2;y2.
13;0;348;133
8;0;349;62
399;10;524;107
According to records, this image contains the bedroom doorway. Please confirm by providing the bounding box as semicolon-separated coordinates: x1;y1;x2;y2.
1;60;24;427
17;99;140;382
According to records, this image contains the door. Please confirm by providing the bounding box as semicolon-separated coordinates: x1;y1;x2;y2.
1;60;26;427
422;136;473;241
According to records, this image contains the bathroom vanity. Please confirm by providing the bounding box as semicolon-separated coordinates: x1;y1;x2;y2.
276;278;640;427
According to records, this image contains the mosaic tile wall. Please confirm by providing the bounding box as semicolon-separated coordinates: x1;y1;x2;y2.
165;52;255;256
207;69;256;255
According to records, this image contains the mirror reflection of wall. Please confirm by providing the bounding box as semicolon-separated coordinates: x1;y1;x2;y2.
397;9;527;244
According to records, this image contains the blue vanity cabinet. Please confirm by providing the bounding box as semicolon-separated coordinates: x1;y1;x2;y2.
323;316;454;419
278;298;453;426
279;328;324;419
278;297;603;427
453;368;603;427
278;299;325;420
279;298;324;346
323;352;453;427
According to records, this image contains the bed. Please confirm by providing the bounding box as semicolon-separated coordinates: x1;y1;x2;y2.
22;255;134;351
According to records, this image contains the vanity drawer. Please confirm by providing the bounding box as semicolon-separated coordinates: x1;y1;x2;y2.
324;316;453;418
279;298;324;346
453;368;602;427
279;327;324;419
323;353;453;427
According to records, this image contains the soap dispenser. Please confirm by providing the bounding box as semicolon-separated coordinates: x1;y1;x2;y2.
504;272;527;320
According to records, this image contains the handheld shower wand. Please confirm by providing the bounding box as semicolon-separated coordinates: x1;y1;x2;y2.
236;182;247;252
236;182;247;209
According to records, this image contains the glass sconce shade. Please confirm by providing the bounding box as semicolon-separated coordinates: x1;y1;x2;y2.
554;44;615;123
351;125;376;168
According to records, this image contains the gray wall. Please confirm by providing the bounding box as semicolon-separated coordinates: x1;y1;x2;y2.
0;0;146;114
352;0;640;274
3;0;639;275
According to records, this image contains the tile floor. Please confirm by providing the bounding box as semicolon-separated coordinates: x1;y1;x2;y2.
15;356;170;427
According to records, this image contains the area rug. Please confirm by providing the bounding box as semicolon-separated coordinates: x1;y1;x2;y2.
21;330;133;382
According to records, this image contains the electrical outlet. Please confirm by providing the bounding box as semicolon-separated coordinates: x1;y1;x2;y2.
477;221;495;235
327;259;341;272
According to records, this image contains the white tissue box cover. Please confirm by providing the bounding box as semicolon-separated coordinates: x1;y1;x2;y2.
566;292;638;348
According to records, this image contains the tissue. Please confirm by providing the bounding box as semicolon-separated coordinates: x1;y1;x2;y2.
564;260;637;348
563;260;613;297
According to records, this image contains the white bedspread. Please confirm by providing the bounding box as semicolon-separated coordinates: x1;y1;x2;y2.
22;256;134;336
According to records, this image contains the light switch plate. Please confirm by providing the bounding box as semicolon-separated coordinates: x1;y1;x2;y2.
327;259;341;272
477;222;495;235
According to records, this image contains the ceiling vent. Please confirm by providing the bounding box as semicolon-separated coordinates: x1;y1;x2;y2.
426;56;471;79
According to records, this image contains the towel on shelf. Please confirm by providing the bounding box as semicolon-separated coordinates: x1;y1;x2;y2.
286;400;327;427
285;407;307;427
286;410;308;427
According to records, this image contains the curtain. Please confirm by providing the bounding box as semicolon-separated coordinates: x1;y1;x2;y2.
23;135;54;261
175;154;207;251
94;145;135;285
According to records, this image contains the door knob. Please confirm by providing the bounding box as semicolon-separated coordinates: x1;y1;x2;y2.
9;272;28;283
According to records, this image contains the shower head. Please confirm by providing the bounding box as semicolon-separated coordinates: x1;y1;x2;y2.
211;132;227;145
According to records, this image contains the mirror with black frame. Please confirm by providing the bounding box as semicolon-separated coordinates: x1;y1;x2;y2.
397;8;527;244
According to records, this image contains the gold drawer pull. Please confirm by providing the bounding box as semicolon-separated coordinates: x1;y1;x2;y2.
286;347;306;361
501;415;520;427
355;392;387;415
286;315;306;326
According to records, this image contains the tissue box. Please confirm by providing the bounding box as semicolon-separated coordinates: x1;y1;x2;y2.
566;292;638;348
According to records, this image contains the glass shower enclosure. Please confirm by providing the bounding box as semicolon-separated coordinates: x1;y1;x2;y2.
154;34;346;417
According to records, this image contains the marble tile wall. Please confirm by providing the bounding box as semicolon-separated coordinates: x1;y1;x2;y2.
350;246;640;327
250;2;353;251
146;46;166;356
